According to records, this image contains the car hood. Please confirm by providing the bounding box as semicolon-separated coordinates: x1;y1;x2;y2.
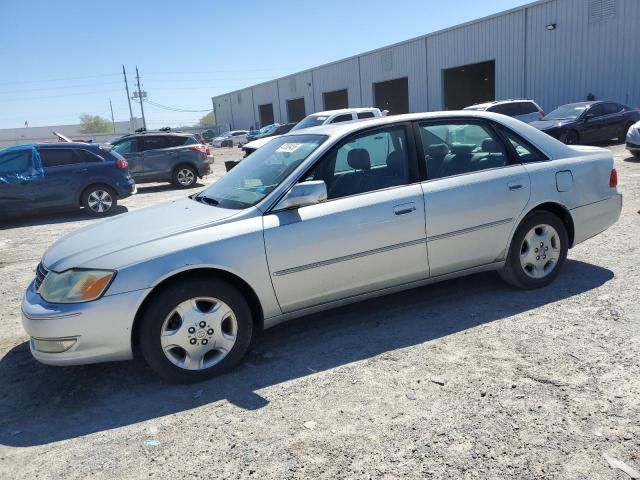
530;119;576;130
42;198;240;272
244;135;280;150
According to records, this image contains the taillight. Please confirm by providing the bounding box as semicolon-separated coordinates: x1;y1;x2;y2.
540;110;546;117
206;146;211;156
609;168;618;188
116;158;128;170
190;144;207;154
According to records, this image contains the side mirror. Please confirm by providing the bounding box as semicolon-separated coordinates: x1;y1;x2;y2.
275;180;327;210
584;113;596;121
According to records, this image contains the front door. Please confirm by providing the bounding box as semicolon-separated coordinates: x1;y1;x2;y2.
0;148;37;213
580;104;607;143
263;124;428;313
416;119;531;277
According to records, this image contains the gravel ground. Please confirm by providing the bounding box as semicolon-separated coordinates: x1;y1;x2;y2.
0;144;638;480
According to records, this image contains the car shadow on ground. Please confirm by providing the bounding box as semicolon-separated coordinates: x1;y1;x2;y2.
0;206;129;230
135;183;205;195
0;259;612;447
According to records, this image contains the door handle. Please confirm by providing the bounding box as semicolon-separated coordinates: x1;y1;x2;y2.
73;168;88;173
508;183;523;191
393;203;416;216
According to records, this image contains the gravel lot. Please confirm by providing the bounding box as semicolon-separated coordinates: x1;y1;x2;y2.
0;143;638;480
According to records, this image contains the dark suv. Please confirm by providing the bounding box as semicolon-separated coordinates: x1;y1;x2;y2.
0;143;136;219
108;132;211;188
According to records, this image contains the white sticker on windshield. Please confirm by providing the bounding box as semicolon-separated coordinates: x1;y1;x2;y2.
276;143;303;153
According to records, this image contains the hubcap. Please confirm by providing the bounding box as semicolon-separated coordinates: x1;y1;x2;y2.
520;224;561;279
87;190;113;213
160;297;237;370
177;168;195;186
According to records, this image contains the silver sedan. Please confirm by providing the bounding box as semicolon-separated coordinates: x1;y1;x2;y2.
21;111;622;382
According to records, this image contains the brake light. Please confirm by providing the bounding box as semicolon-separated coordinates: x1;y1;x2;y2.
190;144;207;154
609;168;618;188
116;158;128;170
206;146;211;156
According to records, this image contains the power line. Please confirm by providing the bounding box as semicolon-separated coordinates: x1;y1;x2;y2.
0;81;123;96
0;73;122;86
146;99;211;113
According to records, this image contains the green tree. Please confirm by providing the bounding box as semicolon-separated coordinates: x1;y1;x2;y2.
79;114;112;133
199;111;216;127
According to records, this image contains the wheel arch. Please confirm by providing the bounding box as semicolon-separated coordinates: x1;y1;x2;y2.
131;267;264;356
520;201;575;248
78;182;117;207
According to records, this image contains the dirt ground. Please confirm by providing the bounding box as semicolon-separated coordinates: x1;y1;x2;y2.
0;144;638;480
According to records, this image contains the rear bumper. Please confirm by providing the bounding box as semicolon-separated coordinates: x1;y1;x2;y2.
114;176;136;199
571;193;622;246
197;162;211;177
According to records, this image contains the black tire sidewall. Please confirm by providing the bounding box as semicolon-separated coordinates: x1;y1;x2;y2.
561;131;578;145
81;185;117;217
138;278;253;383
172;165;197;188
507;212;569;289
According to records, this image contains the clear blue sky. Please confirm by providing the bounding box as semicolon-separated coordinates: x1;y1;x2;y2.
0;0;529;129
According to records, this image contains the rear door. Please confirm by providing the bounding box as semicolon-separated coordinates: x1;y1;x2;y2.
0;148;36;212
581;104;606;142
416;119;531;276
602;103;626;139
139;136;170;180
37;148;103;208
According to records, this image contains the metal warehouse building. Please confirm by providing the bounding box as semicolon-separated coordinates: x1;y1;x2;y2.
212;0;639;131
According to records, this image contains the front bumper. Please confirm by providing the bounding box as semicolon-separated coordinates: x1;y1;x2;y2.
21;280;151;366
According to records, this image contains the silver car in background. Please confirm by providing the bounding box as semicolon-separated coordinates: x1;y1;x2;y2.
21;111;622;382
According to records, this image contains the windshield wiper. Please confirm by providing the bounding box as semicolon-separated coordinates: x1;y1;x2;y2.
192;193;219;206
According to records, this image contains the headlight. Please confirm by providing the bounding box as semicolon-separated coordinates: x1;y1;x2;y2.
39;269;115;303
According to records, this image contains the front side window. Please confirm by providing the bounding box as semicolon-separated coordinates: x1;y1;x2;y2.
112;139;137;155
197;134;326;209
418;121;509;179
0;149;31;175
587;104;605;118
291;115;328;131
304;126;410;200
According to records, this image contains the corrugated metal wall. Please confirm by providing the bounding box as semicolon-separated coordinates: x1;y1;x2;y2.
212;0;640;130
228;87;256;130
359;39;428;112
212;94;232;132
277;71;314;122
311;58;362;110
525;0;640;112
426;10;526;110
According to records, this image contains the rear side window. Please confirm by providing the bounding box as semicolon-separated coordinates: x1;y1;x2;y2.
330;114;353;124
488;104;510;115
0;149;32;175
40;149;82;167
496;125;548;163
141;136;168;151
603;103;623;115
357;112;376;119
74;150;102;163
515;102;539;115
165;136;189;147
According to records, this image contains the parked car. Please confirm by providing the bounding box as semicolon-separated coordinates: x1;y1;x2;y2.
626;120;640;158
530;101;640;145
201;129;216;143
241;108;385;158
21;111;621;382
212;130;249;148
0;143;135;219
463;99;544;123
246;123;281;142
107;131;210;188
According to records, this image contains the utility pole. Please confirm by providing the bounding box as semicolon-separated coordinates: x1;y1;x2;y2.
135;66;147;131
122;65;135;131
109;98;116;133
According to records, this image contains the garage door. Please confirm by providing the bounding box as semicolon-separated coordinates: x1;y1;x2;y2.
323;89;349;110
373;77;409;115
259;103;275;126
443;60;495;110
286;98;306;122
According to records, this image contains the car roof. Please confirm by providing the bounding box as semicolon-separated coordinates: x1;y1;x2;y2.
465;99;536;109
310;108;379;116
34;142;102;149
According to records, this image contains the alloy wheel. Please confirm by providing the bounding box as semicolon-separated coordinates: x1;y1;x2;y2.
87;189;113;213
519;224;561;279
176;168;195;186
160;297;238;370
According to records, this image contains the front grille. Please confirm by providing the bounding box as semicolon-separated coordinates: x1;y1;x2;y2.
34;263;49;291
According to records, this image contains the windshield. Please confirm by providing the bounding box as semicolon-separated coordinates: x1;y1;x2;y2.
543;104;588;121
291;115;329;131
258;124;275;134
196;134;326;209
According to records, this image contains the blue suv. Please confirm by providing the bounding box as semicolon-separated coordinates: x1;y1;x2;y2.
0;143;136;219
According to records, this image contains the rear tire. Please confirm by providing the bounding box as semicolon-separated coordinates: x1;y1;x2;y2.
172;165;197;188
81;185;117;217
619;122;633;142
499;211;568;289
138;278;253;383
633;151;640;158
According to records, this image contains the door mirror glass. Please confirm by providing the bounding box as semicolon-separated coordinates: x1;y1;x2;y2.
275;181;327;210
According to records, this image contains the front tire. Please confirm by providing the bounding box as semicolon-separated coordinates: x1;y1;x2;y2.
559;130;579;145
138;278;253;383
81;185;117;217
499;211;568;289
172;165;197;188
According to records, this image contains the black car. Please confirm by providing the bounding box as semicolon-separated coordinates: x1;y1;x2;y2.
530;101;640;145
108;132;211;188
0;143;136;219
